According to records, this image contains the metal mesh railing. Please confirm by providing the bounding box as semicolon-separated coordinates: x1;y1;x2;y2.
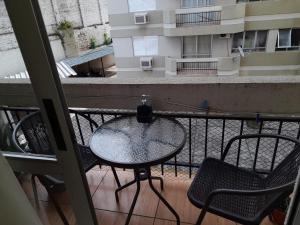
1;106;300;180
176;11;221;26
177;61;217;75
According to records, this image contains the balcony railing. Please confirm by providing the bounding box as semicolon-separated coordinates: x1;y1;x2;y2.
181;0;216;8
1;106;300;179
176;58;218;75
176;10;221;26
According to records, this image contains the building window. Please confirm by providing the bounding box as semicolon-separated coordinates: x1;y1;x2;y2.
128;0;156;12
133;36;158;56
181;0;214;8
276;28;300;51
232;30;268;52
182;36;212;58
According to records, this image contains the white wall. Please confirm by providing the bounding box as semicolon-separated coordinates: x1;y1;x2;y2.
113;38;134;57
108;0;129;14
113;36;181;58
156;0;181;10
0;39;66;77
212;35;232;57
158;36;181;57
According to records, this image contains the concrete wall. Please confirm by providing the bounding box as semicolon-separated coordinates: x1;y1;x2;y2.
1;76;300;114
114;36;181;76
240;51;300;76
0;37;65;77
108;0;129;14
212;35;232;57
113;38;134;57
0;0;110;77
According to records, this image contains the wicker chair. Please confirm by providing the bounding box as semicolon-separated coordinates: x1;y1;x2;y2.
12;111;121;225
188;134;300;225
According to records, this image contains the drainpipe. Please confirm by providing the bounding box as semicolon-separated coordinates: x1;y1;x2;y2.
0;153;43;225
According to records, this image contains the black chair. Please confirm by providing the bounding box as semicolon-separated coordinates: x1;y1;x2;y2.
187;134;300;225
12;111;121;225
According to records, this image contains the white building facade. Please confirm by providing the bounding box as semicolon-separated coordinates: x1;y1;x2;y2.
108;0;300;78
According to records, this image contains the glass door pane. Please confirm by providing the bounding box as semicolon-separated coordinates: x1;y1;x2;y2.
255;30;268;51
232;32;244;52
278;29;291;48
197;35;211;57
183;36;197;58
181;0;198;8
244;31;255;51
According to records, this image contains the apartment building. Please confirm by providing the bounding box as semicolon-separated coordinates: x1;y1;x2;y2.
108;0;300;78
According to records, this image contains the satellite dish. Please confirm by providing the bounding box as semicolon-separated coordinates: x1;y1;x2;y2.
238;46;245;58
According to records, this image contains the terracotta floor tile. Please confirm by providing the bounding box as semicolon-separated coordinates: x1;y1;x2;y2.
33;201;76;225
153;218;191;225
95;209;154;225
217;217;237;225
86;169;108;195
155;179;199;224
92;170;160;217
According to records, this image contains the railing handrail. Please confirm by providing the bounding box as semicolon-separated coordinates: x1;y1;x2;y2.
2;105;300;121
177;58;218;63
176;6;222;14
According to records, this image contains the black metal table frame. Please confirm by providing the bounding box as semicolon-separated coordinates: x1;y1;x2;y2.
91;116;187;225
115;167;180;225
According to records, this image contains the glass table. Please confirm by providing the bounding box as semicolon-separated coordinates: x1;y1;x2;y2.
90;116;186;225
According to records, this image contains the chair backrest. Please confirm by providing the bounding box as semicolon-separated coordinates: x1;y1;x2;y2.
266;142;300;188
14;111;99;155
18;112;52;155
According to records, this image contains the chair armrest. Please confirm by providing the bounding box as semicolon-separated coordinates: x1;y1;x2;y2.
202;181;295;210
221;133;300;161
11;119;25;153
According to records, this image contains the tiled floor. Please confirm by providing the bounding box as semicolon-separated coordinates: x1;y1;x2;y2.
21;167;275;225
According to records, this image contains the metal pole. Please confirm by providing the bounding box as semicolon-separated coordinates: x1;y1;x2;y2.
4;0;97;225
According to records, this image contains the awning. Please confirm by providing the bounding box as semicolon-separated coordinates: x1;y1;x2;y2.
3;61;77;79
63;45;114;67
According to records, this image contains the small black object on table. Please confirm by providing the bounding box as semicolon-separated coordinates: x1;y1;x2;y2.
89;116;186;225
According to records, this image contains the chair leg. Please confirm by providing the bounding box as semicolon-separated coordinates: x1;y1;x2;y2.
43;185;69;225
31;175;40;209
195;209;207;225
111;167;121;188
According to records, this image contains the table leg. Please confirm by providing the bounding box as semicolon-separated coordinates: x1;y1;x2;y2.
148;172;180;225
115;179;136;202
150;176;164;190
124;179;140;225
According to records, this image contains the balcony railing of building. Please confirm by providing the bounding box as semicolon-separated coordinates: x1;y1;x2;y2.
180;0;216;8
176;58;218;75
2;106;300;179
176;10;221;27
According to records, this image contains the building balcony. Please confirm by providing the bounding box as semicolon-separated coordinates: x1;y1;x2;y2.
165;56;240;76
163;4;245;36
1;105;300;225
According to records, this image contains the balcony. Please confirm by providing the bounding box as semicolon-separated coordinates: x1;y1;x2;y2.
1;106;300;225
165;56;240;76
163;4;245;36
176;8;222;27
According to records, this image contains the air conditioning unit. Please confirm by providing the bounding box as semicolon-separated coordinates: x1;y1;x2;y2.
140;57;153;70
219;33;231;39
134;12;149;24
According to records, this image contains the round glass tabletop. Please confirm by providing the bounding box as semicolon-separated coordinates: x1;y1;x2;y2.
89;116;186;168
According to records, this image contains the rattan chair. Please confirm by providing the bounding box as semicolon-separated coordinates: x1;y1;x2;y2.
188;134;300;225
12;110;121;225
